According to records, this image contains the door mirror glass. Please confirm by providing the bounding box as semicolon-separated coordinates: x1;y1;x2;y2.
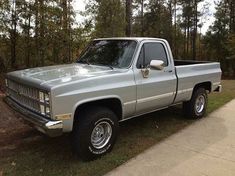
150;60;164;70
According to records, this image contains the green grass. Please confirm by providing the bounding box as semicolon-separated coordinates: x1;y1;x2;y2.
1;80;235;176
207;80;235;113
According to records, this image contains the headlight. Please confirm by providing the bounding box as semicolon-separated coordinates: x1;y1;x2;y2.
44;93;50;104
39;91;44;102
5;79;8;87
46;107;50;115
39;91;50;104
5;79;9;95
39;105;51;117
40;105;45;115
38;91;51;117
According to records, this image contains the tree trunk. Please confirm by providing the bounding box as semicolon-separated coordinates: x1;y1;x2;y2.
11;0;17;68
39;0;45;66
168;0;173;48
26;14;31;67
68;0;71;62
141;0;144;36
192;0;197;60
62;0;70;62
184;26;186;59
125;0;132;37
35;0;39;67
174;0;177;57
62;0;68;31
229;0;235;33
186;16;190;57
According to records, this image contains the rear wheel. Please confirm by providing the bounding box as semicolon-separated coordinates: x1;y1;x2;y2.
72;106;119;161
183;88;208;119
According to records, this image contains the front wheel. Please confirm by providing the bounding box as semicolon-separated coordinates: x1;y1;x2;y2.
183;88;208;119
72;106;119;161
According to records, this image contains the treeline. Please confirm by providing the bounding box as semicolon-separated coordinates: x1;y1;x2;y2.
0;0;86;71
0;0;234;76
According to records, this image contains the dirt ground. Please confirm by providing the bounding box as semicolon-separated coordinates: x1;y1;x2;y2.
0;94;42;158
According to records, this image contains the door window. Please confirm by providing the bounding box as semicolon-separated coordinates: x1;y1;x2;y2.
137;42;168;68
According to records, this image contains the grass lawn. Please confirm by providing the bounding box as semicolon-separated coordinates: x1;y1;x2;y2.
0;80;235;176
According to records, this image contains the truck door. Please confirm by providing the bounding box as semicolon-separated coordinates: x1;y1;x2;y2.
134;41;177;115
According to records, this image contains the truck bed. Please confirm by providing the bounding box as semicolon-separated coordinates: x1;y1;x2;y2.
173;60;222;104
174;60;210;66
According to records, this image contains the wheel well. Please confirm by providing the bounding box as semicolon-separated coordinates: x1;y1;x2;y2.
193;82;212;93
74;98;123;121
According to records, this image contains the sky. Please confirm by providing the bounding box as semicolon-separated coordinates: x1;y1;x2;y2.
72;0;216;35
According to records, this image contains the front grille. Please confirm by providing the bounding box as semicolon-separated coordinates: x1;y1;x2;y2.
6;79;41;113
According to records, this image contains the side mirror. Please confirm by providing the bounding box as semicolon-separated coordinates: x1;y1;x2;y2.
150;60;164;70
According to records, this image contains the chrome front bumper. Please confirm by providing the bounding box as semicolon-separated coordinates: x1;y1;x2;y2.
4;97;63;137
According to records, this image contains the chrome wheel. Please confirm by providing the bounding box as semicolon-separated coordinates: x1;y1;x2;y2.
195;95;205;114
91;121;112;149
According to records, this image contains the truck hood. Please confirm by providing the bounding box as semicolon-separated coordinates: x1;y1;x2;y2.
7;63;124;88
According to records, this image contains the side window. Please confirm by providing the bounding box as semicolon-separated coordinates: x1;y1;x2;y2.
137;42;168;68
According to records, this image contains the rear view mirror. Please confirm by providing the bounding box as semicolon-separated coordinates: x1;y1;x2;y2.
150;60;164;70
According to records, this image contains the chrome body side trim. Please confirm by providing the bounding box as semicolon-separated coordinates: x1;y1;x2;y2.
137;92;174;104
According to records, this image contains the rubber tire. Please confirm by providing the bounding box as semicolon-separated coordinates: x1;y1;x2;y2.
72;106;119;161
183;88;208;119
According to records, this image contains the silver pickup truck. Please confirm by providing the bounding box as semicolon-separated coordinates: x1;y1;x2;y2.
5;37;222;160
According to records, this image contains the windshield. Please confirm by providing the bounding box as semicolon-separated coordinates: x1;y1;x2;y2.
77;40;137;68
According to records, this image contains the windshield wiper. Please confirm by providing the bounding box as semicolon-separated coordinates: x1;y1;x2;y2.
77;59;90;65
107;65;114;70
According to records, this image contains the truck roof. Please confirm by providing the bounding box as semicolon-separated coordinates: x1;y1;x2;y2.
95;37;167;42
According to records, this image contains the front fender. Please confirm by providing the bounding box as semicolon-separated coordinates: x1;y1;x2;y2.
71;95;124;128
